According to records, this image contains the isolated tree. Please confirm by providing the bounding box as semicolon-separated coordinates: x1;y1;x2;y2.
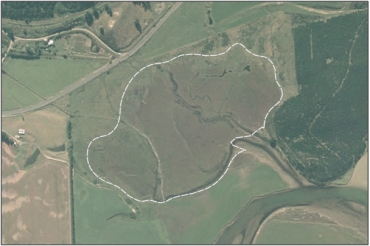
134;19;141;33
270;139;277;148
85;11;93;26
99;26;104;35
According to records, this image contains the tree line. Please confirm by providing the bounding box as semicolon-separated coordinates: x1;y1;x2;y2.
1;2;96;21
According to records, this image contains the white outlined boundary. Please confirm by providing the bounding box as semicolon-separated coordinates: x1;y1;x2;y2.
86;43;283;204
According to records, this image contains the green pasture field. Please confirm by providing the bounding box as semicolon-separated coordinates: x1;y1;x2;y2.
73;174;171;244
254;220;366;244
211;2;261;23
2;74;41;110
2;57;107;99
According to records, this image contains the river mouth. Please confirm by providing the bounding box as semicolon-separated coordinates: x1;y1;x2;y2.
215;186;367;244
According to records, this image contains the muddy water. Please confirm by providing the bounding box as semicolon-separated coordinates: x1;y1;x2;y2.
215;186;367;244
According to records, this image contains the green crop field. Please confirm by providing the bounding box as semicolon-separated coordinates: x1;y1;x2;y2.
255;220;366;244
2;57;107;99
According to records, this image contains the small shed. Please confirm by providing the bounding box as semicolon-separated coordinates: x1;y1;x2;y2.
48;39;54;46
18;129;25;135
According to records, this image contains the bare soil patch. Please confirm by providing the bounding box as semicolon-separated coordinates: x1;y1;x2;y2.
1;144;71;244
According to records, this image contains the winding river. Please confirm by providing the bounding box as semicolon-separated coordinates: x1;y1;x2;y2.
215;186;367;244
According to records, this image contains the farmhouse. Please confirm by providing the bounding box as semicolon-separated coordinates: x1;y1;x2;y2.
18;129;25;135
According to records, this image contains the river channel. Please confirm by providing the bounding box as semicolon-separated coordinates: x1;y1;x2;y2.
215;186;367;244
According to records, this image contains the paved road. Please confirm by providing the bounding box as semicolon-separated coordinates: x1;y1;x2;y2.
2;2;183;117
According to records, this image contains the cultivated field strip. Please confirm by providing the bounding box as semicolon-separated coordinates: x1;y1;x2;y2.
86;43;284;203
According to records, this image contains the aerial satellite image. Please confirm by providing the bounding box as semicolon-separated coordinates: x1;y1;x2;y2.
1;1;368;244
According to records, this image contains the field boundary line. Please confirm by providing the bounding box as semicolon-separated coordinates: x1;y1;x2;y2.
86;43;284;204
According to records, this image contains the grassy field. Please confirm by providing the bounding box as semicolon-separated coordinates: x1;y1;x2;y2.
2;74;41;111
211;2;261;23
2;57;107;99
255;221;366;244
73;150;288;244
2;143;70;244
73;174;171;244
